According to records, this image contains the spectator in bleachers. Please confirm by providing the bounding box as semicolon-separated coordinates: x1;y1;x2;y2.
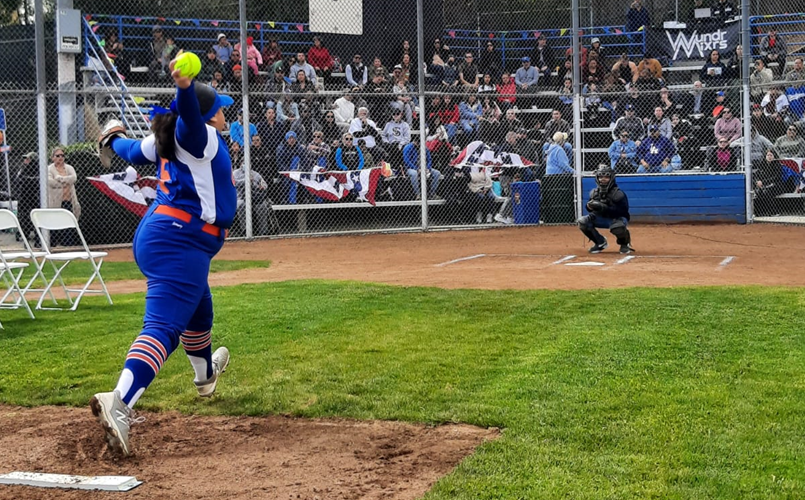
479;41;501;78
277;92;300;124
544;132;573;175
559;57;574;82
497;73;516;111
754;150;796;216
483;107;513;145
612;53;638;86
369;57;389;86
464;163;497;224
479;73;496;94
637;53;663;82
265;66;289;101
397;40;412;66
499;108;524;137
391;79;416;125
439;93;460;140
334;132;365;171
760;86;790;118
515;57;539;107
679;80;709;116
261;39;283;71
621;85;644;118
687;0;709;26
276;131;307;203
210;70;225;91
608;130;638;172
583;83;602;118
290;70;318;104
759;29;787;79
671;113;698;167
459;93;484;142
230;109;257;147
708;90;727;119
658;87;675;115
426;114;453;169
307;36;334;82
459;52;480;89
441;54;459;88
229;64;244;94
432;38;450;65
320;111;342;149
400;53;416;85
213;33;233;63
532;35;555;87
480;95;503;140
787;57;805;82
148;26;166;80
565;40;589;68
583;58;604;86
234;36;262;77
613;104;645;142
349;107;385;163
296;103;321;144
645;106;673;139
200;48;224;83
634;68;662;95
382;108;411;167
345;54;367;90
726;45;743;80
751;102;780;139
734;127;774;164
224;50;242;82
256;107;286;181
232;155;272;235
557;77;574;116
589;38;607;61
332;89;356;130
707;136;740;171
626;0;651;34
403;135;441;200
159;35;178;77
773;125;805;157
104;31;128;80
714;106;741;144
637;125;676;173
711;0;735;22
290;53;317;85
700;50;728;87
304;130;331;170
750;59;774;101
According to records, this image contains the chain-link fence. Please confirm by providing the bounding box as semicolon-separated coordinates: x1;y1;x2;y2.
1;0;803;248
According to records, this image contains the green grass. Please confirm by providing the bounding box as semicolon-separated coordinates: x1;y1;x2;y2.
21;259;270;285
1;283;804;499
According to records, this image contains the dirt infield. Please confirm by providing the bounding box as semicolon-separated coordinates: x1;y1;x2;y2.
2;224;803;499
103;224;805;292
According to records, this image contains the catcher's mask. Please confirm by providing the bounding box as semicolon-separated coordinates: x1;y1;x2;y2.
595;164;615;193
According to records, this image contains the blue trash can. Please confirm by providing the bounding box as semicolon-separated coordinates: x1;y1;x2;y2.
511;181;541;224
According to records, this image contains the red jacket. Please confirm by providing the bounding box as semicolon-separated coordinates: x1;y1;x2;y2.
307;46;333;70
496;81;516;104
438;104;460;124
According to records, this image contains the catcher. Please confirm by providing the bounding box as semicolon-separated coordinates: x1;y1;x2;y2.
90;54;235;457
578;164;635;254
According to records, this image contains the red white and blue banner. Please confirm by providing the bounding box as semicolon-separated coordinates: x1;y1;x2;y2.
282;167;382;205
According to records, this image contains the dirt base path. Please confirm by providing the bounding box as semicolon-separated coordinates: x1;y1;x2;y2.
102;224;805;293
0;405;497;500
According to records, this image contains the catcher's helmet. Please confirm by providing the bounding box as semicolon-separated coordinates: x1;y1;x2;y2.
594;164;615;192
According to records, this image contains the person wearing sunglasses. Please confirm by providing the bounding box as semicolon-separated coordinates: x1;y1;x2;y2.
706;135;739;171
773;125;805;157
46;146;81;246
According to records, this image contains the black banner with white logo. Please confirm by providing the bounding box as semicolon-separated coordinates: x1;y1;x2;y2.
647;23;740;62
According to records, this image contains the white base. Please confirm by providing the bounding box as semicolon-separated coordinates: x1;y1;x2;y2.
565;261;605;266
0;471;142;491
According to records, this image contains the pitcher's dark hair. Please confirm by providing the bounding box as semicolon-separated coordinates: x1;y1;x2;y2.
151;113;178;161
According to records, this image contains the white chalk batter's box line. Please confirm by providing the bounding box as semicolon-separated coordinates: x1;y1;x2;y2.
434;254;736;270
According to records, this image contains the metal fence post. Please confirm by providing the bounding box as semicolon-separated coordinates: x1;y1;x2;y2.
741;0;753;223
239;0;253;239
572;0;583;220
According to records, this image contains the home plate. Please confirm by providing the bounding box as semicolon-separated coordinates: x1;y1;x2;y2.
565;261;606;266
0;472;142;491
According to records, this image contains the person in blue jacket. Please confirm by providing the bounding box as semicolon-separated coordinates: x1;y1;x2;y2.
402;134;441;199
544;132;574;175
578;164;635;254
335;132;365;171
229;108;257;147
637;124;676;173
91;54;236;457
608;130;638;172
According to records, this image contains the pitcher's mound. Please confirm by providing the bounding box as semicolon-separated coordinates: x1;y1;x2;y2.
0;405;498;500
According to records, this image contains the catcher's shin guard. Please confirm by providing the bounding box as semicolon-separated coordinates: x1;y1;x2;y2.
609;220;630;246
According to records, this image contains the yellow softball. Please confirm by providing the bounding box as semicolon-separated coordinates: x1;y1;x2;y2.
173;52;202;79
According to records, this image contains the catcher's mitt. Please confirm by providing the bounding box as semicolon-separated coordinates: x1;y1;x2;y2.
587;200;606;213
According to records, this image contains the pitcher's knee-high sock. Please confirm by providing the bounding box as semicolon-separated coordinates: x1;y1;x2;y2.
181;329;213;382
114;332;174;408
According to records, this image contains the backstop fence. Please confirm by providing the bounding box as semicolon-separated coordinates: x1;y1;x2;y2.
0;0;803;247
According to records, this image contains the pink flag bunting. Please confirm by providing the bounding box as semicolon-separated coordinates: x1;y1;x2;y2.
211;20;219;26
614;28;622;34
134;17;142;23
448;30;456;38
255;23;261;30
488;33;494;38
534;31;541;38
92;25;100;33
296;24;304;33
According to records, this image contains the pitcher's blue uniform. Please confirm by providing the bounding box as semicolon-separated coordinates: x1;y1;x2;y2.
107;82;236;408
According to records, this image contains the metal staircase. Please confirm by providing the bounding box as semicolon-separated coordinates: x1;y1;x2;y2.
82;19;152;138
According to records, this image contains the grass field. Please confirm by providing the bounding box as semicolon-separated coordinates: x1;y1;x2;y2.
1;282;804;499
17;258;270;285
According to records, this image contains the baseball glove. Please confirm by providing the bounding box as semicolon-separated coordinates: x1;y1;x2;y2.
98;119;127;168
587;200;606;213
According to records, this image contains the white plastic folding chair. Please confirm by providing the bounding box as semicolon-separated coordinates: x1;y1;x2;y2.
0;209;59;308
31;208;113;311
0;244;35;328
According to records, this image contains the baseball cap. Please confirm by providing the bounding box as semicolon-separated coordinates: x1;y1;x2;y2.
522;56;531;62
624;104;634;110
391;107;402;114
22;152;37;160
591;37;600;44
716;90;725;96
752;103;761;109
649;124;660;132
232;64;242;71
217;33;226;40
393;64;403;70
285;131;297;141
152;25;162;32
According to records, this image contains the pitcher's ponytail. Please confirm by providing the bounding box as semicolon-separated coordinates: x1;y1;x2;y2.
151;113;178;161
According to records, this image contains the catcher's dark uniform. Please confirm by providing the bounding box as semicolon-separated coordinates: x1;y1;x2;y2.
578;165;633;254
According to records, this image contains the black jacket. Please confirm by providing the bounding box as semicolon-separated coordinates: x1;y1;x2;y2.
588;183;630;220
